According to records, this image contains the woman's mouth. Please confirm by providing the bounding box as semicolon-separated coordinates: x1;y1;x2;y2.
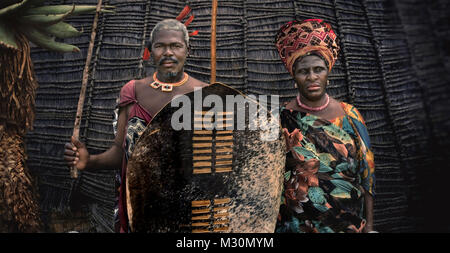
307;83;321;91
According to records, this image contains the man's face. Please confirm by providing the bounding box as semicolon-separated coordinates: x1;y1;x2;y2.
151;29;188;79
293;55;329;102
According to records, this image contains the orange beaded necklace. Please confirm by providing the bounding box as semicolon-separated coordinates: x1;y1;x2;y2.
149;72;189;92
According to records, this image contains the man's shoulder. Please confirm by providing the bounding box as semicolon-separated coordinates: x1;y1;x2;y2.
188;75;210;88
119;80;136;96
133;77;153;87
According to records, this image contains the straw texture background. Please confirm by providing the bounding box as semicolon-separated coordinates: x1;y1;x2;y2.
24;0;450;232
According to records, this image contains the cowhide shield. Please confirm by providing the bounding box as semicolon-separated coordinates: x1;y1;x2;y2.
126;82;286;233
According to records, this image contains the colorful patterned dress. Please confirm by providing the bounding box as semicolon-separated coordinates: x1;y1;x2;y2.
114;80;152;233
276;102;375;233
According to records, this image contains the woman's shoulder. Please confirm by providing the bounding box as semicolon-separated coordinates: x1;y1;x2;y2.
339;101;365;123
281;98;295;110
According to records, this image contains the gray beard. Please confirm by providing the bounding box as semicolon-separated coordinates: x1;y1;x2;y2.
164;71;178;79
159;70;183;82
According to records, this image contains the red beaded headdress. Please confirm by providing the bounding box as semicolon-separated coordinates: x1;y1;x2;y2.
275;19;340;75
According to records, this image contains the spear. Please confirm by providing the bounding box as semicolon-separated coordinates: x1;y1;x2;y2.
210;0;218;84
71;0;103;178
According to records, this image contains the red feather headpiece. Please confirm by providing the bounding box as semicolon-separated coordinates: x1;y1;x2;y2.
143;6;198;60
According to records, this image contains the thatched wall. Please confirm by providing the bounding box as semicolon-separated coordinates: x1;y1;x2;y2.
25;0;450;232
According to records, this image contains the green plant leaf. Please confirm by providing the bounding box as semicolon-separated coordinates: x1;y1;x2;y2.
0;22;18;49
0;0;29;17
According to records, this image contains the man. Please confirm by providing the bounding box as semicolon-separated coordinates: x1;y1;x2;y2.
63;19;209;232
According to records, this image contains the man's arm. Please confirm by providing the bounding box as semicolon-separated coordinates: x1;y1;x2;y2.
65;105;130;171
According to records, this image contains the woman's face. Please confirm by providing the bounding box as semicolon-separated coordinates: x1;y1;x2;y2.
293;55;329;102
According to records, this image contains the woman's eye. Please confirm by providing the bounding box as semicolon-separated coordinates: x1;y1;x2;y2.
299;69;308;75
314;67;324;73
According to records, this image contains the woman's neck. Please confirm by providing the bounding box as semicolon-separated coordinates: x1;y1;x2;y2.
298;93;328;108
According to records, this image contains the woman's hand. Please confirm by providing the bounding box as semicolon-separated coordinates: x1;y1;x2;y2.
282;128;303;151
283;128;306;161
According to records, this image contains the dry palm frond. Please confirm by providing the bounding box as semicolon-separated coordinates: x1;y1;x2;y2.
0;125;42;232
0;32;37;136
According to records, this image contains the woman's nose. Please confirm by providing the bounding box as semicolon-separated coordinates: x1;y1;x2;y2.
306;70;318;80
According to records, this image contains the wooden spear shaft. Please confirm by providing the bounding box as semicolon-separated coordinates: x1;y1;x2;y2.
210;0;218;84
71;0;103;178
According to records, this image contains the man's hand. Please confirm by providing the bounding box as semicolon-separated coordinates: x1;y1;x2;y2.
64;136;90;170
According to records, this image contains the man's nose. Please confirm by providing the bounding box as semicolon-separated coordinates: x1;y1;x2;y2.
163;46;174;56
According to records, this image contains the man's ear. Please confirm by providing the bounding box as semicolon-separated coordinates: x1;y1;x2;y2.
143;47;151;61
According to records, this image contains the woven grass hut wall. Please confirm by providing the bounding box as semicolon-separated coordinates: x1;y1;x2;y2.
22;0;450;232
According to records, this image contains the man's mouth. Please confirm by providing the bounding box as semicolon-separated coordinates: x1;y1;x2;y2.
161;61;176;67
159;58;178;68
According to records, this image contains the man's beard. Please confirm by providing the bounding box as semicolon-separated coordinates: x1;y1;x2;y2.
156;57;181;80
163;71;178;79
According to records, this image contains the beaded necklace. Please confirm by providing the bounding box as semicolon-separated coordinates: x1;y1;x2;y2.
296;93;330;112
149;72;189;92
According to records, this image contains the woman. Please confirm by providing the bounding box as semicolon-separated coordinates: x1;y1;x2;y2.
274;19;376;233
